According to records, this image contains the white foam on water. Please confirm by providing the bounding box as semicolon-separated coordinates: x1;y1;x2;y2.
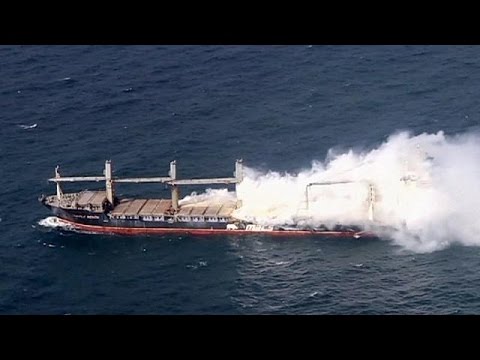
38;216;72;230
18;123;37;130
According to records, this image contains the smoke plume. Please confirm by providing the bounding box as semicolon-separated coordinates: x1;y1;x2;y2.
194;131;480;252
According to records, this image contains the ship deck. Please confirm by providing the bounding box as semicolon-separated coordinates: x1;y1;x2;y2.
111;198;237;217
73;190;237;218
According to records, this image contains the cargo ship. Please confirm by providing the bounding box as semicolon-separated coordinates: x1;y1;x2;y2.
39;160;376;238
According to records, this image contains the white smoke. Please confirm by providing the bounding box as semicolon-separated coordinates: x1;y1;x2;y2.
179;188;236;206
185;130;480;253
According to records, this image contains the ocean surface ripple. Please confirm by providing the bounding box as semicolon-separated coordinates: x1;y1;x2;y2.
2;45;480;314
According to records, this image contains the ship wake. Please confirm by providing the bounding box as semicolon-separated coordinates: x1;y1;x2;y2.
38;216;74;230
37;216;105;235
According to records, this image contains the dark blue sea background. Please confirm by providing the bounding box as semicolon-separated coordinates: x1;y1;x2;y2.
2;45;480;314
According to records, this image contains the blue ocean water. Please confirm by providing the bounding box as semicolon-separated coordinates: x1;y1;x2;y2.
2;45;480;314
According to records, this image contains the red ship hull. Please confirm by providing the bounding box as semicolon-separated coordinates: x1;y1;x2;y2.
57;217;375;238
